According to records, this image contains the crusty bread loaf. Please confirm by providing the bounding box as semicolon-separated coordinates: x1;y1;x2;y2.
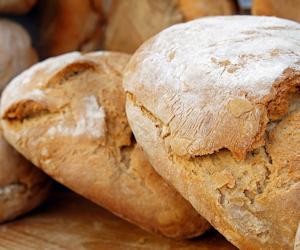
0;0;37;14
296;224;300;250
0;19;37;92
252;0;300;23
0;51;209;238
124;16;300;249
0;126;50;223
104;0;237;53
38;0;104;58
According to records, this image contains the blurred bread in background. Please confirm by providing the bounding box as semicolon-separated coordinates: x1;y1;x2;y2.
38;0;104;58
0;0;37;14
252;0;300;23
104;0;237;53
0;126;50;223
0;19;37;92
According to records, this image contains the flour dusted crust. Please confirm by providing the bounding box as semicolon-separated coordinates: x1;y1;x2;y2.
0;0;37;14
104;0;237;53
124;16;300;249
0;127;50;223
38;0;104;58
0;51;209;238
0;20;37;92
252;0;300;23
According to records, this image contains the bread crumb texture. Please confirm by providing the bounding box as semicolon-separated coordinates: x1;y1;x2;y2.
124;16;300;249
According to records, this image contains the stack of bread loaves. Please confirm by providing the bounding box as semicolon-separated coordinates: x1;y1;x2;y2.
0;6;300;250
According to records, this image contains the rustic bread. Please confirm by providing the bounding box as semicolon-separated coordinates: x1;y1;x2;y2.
38;0;104;58
104;0;237;53
124;16;300;249
252;0;300;23
296;224;300;250
0;51;209;238
0;0;37;14
0;126;50;223
0;19;37;92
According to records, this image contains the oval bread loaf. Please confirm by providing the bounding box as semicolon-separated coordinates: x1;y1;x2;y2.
0;0;37;14
0;19;37;92
124;16;300;249
252;0;300;23
38;0;104;58
105;0;237;53
0;126;50;223
0;51;210;238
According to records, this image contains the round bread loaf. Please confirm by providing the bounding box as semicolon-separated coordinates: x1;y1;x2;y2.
105;0;237;53
123;16;300;249
0;19;37;92
252;0;300;23
0;51;209;238
38;0;104;58
0;126;50;223
0;0;37;14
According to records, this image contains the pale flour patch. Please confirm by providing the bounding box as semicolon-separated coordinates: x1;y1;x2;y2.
0;183;25;196
47;95;106;139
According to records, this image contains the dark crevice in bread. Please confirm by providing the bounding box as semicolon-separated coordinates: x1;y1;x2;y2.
46;61;98;87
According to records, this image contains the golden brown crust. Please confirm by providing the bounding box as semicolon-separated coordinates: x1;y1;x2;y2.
104;0;237;53
124;16;300;249
179;0;237;21
295;224;300;250
0;19;37;92
252;0;300;23
0;0;37;14
0;51;209;238
38;0;104;58
0;127;50;223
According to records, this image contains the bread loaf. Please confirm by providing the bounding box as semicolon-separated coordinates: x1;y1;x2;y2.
124;16;300;249
105;0;237;53
0;19;37;92
252;0;300;23
0;126;50;223
0;51;209;238
296;224;300;250
38;0;104;58
0;0;37;14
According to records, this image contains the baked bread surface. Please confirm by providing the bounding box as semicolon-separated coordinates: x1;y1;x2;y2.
252;0;300;23
124;16;300;249
0;51;209;238
0;19;37;92
105;0;237;53
0;127;50;223
0;0;37;14
38;0;103;58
